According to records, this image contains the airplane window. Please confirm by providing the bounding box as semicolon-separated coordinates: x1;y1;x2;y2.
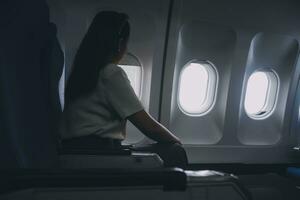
119;64;142;98
244;70;279;119
178;61;218;116
118;53;143;98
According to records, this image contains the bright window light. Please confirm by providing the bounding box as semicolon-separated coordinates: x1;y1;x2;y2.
178;61;218;116
244;70;279;119
119;65;142;98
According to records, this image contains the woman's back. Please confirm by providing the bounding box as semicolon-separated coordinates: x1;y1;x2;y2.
60;63;143;140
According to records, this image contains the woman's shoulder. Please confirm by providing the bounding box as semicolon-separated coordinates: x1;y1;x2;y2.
101;63;125;79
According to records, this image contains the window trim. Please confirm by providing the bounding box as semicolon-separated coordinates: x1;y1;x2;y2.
177;60;218;117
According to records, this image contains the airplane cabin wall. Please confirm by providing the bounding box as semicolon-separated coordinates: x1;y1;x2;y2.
47;0;300;164
161;0;300;163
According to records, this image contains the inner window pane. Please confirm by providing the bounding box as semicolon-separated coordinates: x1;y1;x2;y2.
178;63;209;114
119;65;142;98
244;71;269;115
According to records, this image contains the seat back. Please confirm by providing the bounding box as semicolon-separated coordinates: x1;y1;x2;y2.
40;22;64;145
0;0;63;168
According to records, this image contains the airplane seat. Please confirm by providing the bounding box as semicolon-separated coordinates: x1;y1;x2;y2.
59;141;164;169
0;168;251;200
0;0;59;169
40;22;64;144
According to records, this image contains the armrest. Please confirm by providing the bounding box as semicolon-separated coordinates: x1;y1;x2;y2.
59;147;132;155
185;170;252;200
59;137;132;156
0;168;187;194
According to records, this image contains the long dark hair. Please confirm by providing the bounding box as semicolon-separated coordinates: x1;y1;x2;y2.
65;11;130;105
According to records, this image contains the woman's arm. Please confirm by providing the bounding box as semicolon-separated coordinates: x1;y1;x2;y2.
127;110;182;144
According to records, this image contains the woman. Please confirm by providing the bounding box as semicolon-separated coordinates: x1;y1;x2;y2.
60;11;188;168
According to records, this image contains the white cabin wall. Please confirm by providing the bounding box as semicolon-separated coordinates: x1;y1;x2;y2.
161;0;300;164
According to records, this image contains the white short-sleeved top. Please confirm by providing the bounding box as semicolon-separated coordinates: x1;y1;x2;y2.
60;63;144;140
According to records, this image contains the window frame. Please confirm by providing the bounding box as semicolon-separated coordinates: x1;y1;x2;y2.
177;60;218;117
244;68;279;120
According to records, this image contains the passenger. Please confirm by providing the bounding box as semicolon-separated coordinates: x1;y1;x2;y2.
60;11;188;169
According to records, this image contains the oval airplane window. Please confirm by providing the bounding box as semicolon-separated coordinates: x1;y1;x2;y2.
118;53;143;98
244;69;279;119
178;61;218;116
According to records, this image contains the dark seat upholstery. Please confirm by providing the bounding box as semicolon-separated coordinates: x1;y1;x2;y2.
0;168;251;200
0;168;187;194
59;146;132;155
40;22;64;142
0;0;63;169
